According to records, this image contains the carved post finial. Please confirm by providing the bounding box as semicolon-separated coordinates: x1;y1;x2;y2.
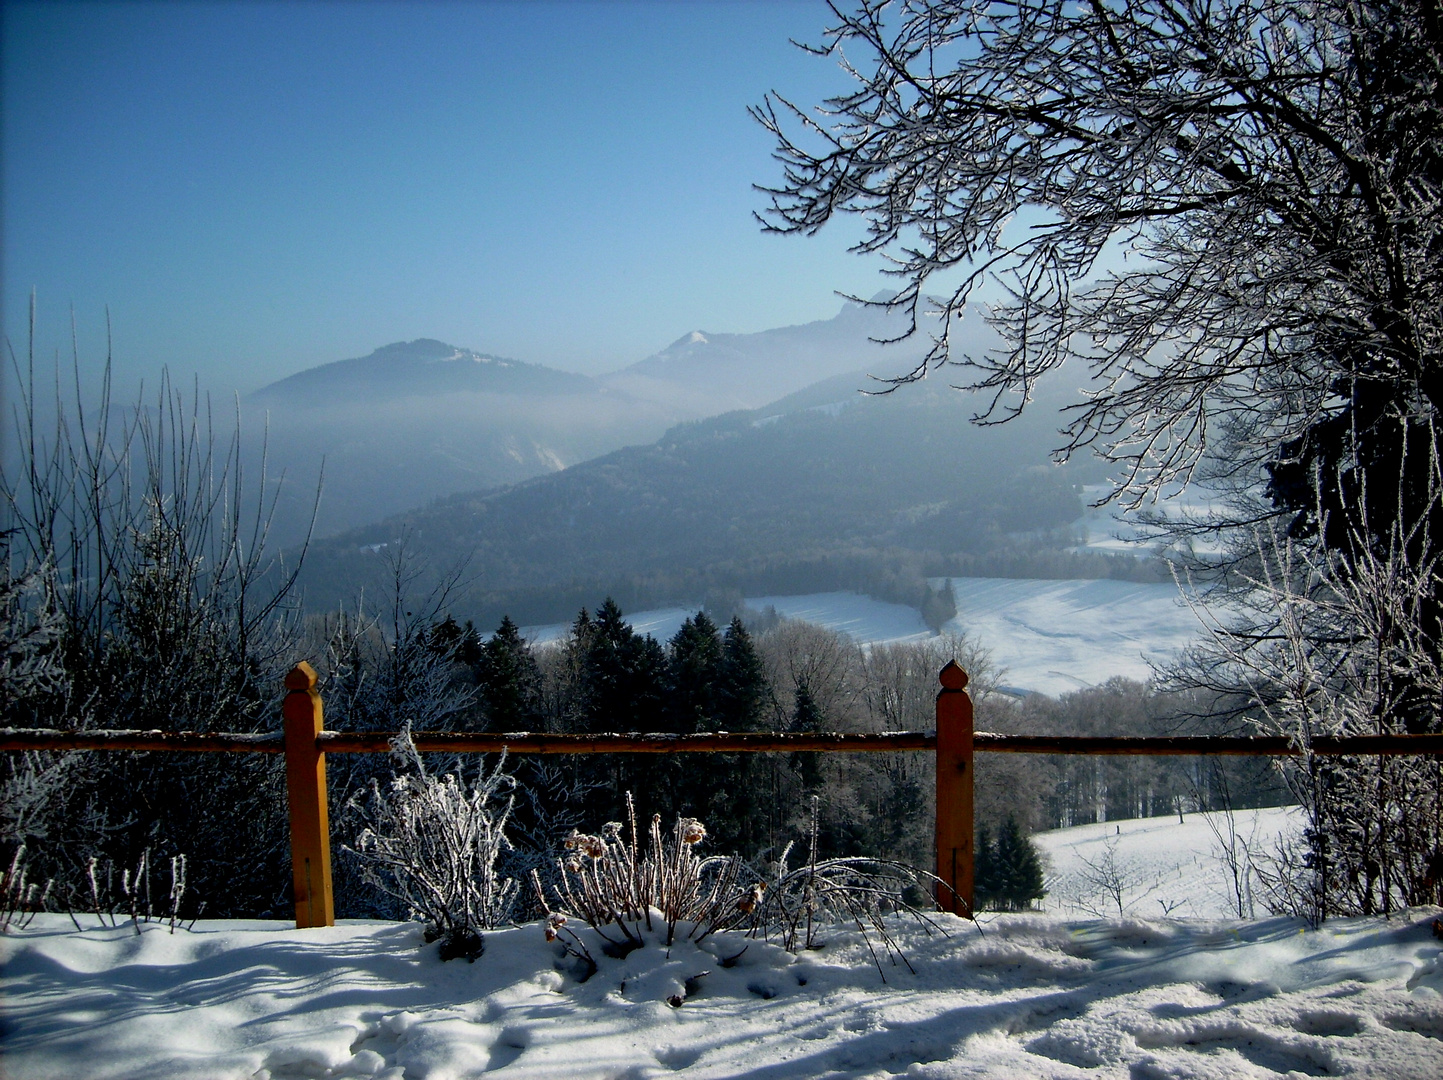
939;659;969;690
285;661;317;692
935;659;975;917
282;661;333;928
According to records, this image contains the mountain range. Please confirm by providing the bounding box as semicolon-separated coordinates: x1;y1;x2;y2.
245;298;1002;543
291;364;1124;628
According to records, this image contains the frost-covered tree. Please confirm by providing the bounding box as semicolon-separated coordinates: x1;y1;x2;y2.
1;323;315;915
760;0;1443;917
474;615;544;731
758;0;1441;506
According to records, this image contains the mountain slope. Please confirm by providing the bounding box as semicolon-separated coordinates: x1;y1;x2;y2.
244;302;1011;547
599;297;995;411
295;373;1113;624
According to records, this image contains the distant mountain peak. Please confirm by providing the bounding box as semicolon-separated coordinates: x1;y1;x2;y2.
362;338;517;367
249;338;587;404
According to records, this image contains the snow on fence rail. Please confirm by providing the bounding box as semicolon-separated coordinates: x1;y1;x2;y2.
4;660;1441;930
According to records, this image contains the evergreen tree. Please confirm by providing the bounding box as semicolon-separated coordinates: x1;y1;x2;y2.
992;815;1046;911
921;579;957;634
715;617;766;733
427;615;483;669
689;615;772;859
789;676;825;795
583;598;667;733
474;615;543;731
579;598;672;818
666;612;723;734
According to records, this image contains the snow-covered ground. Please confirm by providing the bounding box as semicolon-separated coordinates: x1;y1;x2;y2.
746;591;934;644
1072;483;1232;560
519;579;1201;698
1035;807;1302;920
5;902;1442;1079
939;577;1202;696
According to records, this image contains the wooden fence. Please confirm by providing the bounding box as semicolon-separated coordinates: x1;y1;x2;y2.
4;658;1442;928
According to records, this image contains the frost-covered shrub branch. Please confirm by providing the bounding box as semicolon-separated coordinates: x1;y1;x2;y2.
346;735;517;960
535;793;754;954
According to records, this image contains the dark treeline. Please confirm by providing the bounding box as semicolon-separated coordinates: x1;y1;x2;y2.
444;542;1168;635
3;554;1292;919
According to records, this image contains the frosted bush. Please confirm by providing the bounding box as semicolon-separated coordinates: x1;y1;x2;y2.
749;797;956;981
532;793;753;968
534;794;963;985
347;735;518;961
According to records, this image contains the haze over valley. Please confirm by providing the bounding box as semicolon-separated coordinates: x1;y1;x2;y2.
248;296;969;543
272;298;1169;645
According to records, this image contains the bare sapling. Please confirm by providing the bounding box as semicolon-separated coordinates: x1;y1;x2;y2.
1068;836;1157;919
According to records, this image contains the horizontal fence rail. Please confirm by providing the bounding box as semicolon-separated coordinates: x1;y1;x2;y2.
4;659;1440;929
0;729;286;753
6;728;1443;757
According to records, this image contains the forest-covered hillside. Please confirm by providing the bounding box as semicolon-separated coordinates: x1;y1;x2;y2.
294;374;1144;626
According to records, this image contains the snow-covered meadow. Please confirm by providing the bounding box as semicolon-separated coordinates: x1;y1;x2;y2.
1037;808;1302;921
5;903;1442;1079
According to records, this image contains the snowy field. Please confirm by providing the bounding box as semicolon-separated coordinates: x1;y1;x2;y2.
1073;484;1230;560
519;578;1201;698
938;577;1204;697
1035;807;1302;921
4;903;1442;1079
746;591;933;645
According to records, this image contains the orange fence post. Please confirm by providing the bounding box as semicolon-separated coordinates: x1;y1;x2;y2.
283;662;334;928
935;660;975;916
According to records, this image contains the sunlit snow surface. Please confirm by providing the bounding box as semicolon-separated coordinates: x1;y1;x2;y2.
940;577;1202;696
1036;807;1303;920
518;579;1202;697
4;902;1442;1079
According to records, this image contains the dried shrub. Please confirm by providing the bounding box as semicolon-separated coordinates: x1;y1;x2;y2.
535;793;966;984
533;793;753;963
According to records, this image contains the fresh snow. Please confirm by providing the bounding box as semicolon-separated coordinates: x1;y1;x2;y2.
1035;807;1303;920
5;904;1442;1079
939;577;1201;697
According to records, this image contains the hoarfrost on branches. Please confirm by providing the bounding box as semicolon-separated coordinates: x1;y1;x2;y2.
347;735;518;961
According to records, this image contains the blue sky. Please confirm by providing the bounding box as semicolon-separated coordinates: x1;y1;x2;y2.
2;0;887;392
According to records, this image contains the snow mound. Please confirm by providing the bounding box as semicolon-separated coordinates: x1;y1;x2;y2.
4;906;1442;1078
